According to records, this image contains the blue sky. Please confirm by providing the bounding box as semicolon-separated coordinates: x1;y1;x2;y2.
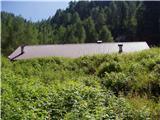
1;1;69;22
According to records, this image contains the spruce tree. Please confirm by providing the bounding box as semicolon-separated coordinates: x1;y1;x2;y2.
99;25;113;42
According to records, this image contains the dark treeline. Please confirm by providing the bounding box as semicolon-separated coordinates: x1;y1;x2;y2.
1;1;160;55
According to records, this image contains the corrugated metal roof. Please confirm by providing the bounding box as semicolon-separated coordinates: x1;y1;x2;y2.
8;42;149;60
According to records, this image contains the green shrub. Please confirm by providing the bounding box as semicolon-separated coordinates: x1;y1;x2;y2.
97;61;122;77
101;72;131;95
47;80;106;119
148;64;160;98
2;48;160;119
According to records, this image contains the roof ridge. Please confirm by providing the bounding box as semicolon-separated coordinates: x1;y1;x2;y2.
22;41;147;47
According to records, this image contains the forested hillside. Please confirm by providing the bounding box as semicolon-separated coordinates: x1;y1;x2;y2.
2;48;160;119
1;1;160;55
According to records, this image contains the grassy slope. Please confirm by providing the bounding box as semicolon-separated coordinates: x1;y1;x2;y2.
1;48;160;120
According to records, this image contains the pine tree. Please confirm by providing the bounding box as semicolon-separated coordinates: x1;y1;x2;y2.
99;25;113;42
56;26;66;44
83;17;98;43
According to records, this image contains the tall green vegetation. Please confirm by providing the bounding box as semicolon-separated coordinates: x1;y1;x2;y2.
99;25;113;42
2;48;160;119
1;1;160;55
83;17;98;43
1;13;39;55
